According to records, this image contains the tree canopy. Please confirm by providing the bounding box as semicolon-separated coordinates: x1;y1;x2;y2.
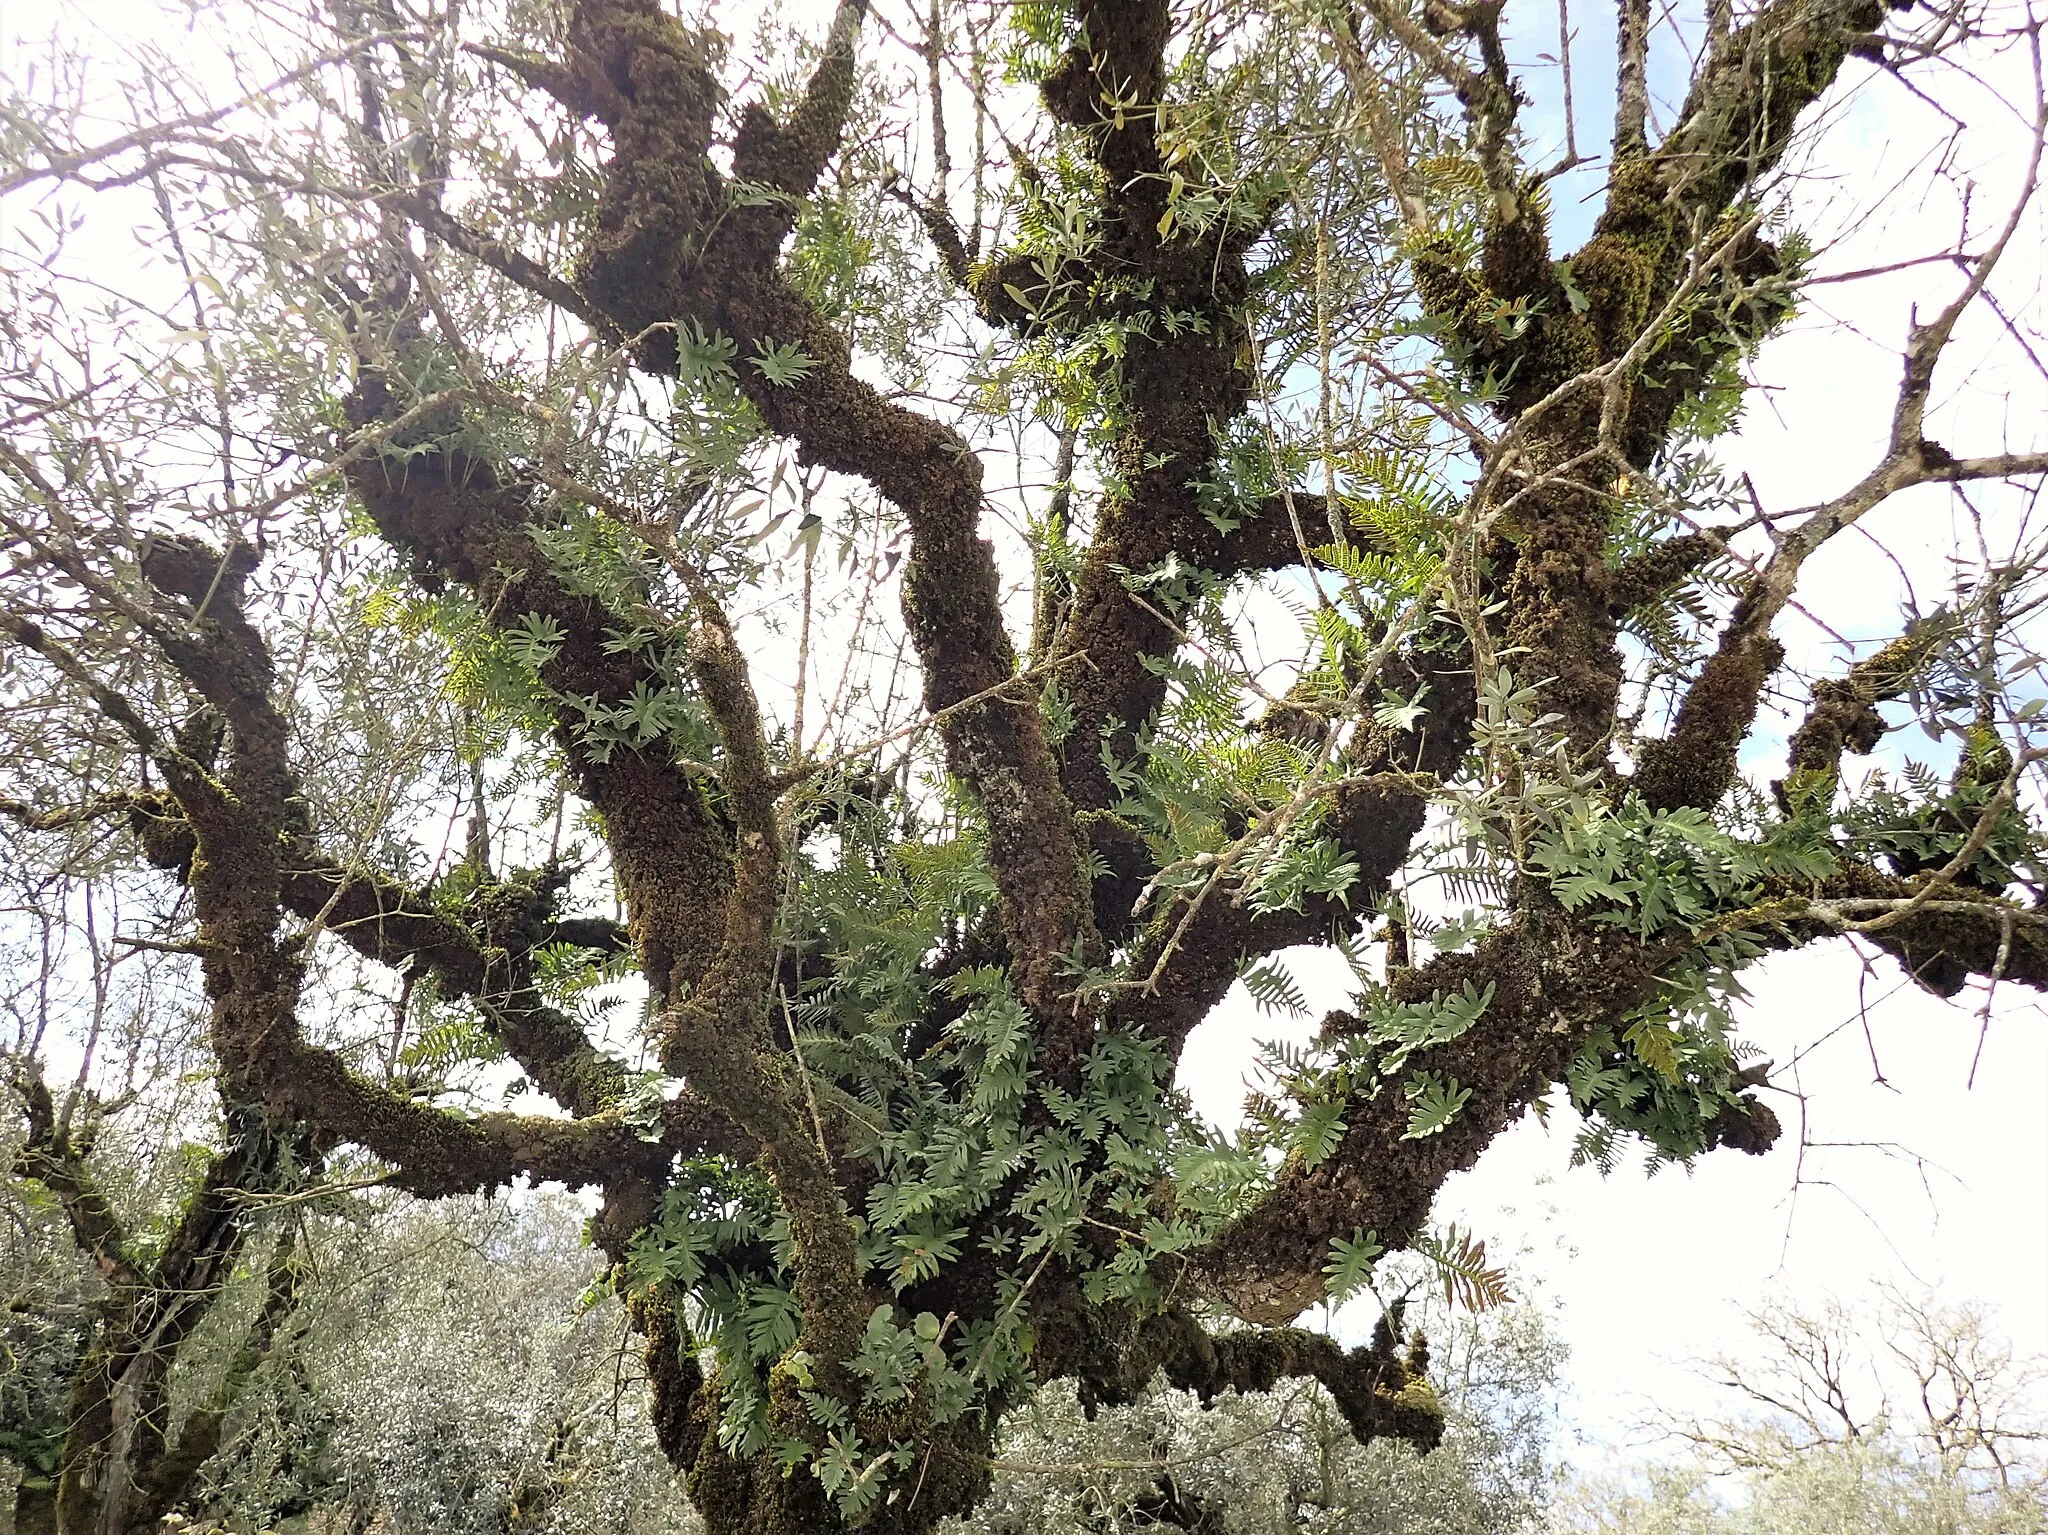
1;0;2044;1531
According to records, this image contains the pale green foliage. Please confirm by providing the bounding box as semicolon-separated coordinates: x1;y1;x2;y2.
1240;956;1311;1018
622;963;1230;1474
1322;1230;1387;1303
1312;449;1457;628
0;1118;94;1503
751;339;820;387
1558;1447;2048;1535
946;1293;1564;1535
1319;1224;1510;1314
216;1193;693;1535
1216;632;2037;1185
1529;803;1832;941
1240;980;1495;1165
1402;1071;1473;1140
1370;982;1495;1071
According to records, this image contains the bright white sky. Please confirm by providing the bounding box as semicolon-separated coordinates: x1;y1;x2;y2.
1187;940;2048;1456
1181;3;2048;1459
5;0;2045;1472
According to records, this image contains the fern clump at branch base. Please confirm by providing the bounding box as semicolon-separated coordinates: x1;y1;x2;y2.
3;0;2047;1532
618;946;1435;1522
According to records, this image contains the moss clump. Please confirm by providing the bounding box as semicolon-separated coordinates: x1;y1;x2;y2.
1571;160;1672;358
570;0;724;353
1634;632;1785;811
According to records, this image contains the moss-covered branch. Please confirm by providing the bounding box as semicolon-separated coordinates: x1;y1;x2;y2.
100;535;706;1201
542;0;1098;1027
12;1074;289;1535
122;801;638;1121
1053;1306;1444;1455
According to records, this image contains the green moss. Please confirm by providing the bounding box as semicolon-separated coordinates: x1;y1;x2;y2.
1635;635;1786;811
1572;160;1673;356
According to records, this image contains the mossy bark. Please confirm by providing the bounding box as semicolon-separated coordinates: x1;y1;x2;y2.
30;4;2013;1534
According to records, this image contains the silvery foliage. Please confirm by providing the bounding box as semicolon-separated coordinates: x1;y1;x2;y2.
949;1287;1565;1535
201;1191;697;1535
0;1227;91;1499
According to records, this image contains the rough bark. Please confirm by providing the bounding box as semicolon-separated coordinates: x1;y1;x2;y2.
9;3;2044;1534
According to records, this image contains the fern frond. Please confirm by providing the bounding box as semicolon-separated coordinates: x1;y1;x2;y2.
1411;1223;1511;1312
1240;957;1309;1018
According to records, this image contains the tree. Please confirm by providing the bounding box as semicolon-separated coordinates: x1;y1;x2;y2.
1552;1290;2048;1534
957;1279;1565;1535
0;0;2043;1531
6;1068;306;1535
192;1190;704;1535
1;896;314;1535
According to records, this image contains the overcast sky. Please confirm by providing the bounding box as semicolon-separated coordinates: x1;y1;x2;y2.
1184;0;2048;1456
5;0;2045;1467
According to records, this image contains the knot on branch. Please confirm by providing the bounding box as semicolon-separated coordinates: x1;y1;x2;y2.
1775;618;1955;808
128;790;197;876
1608;531;1722;613
1702;1092;1780;1155
138;534;258;612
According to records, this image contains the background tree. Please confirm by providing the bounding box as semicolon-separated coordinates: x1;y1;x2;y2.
956;1275;1564;1535
1;0;2044;1532
1552;1290;2048;1534
191;1191;707;1535
0;871;314;1535
6;1071;305;1535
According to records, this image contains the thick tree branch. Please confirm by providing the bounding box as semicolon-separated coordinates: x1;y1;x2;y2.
1922;449;2048;481
383;191;607;329
732;0;869;197
651;591;868;1360
543;0;1096;1027
1004;2;1297;891
0;792;149;832
34;785;658;1133
1049;1305;1442;1453
1607;530;1724;613
110;537;713;1202
1632;50;2044;810
281;857;639;1119
1114;647;1477;1055
1206;837;2048;1326
1776;618;1953;799
337;435;736;1000
1197;917;1663;1323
